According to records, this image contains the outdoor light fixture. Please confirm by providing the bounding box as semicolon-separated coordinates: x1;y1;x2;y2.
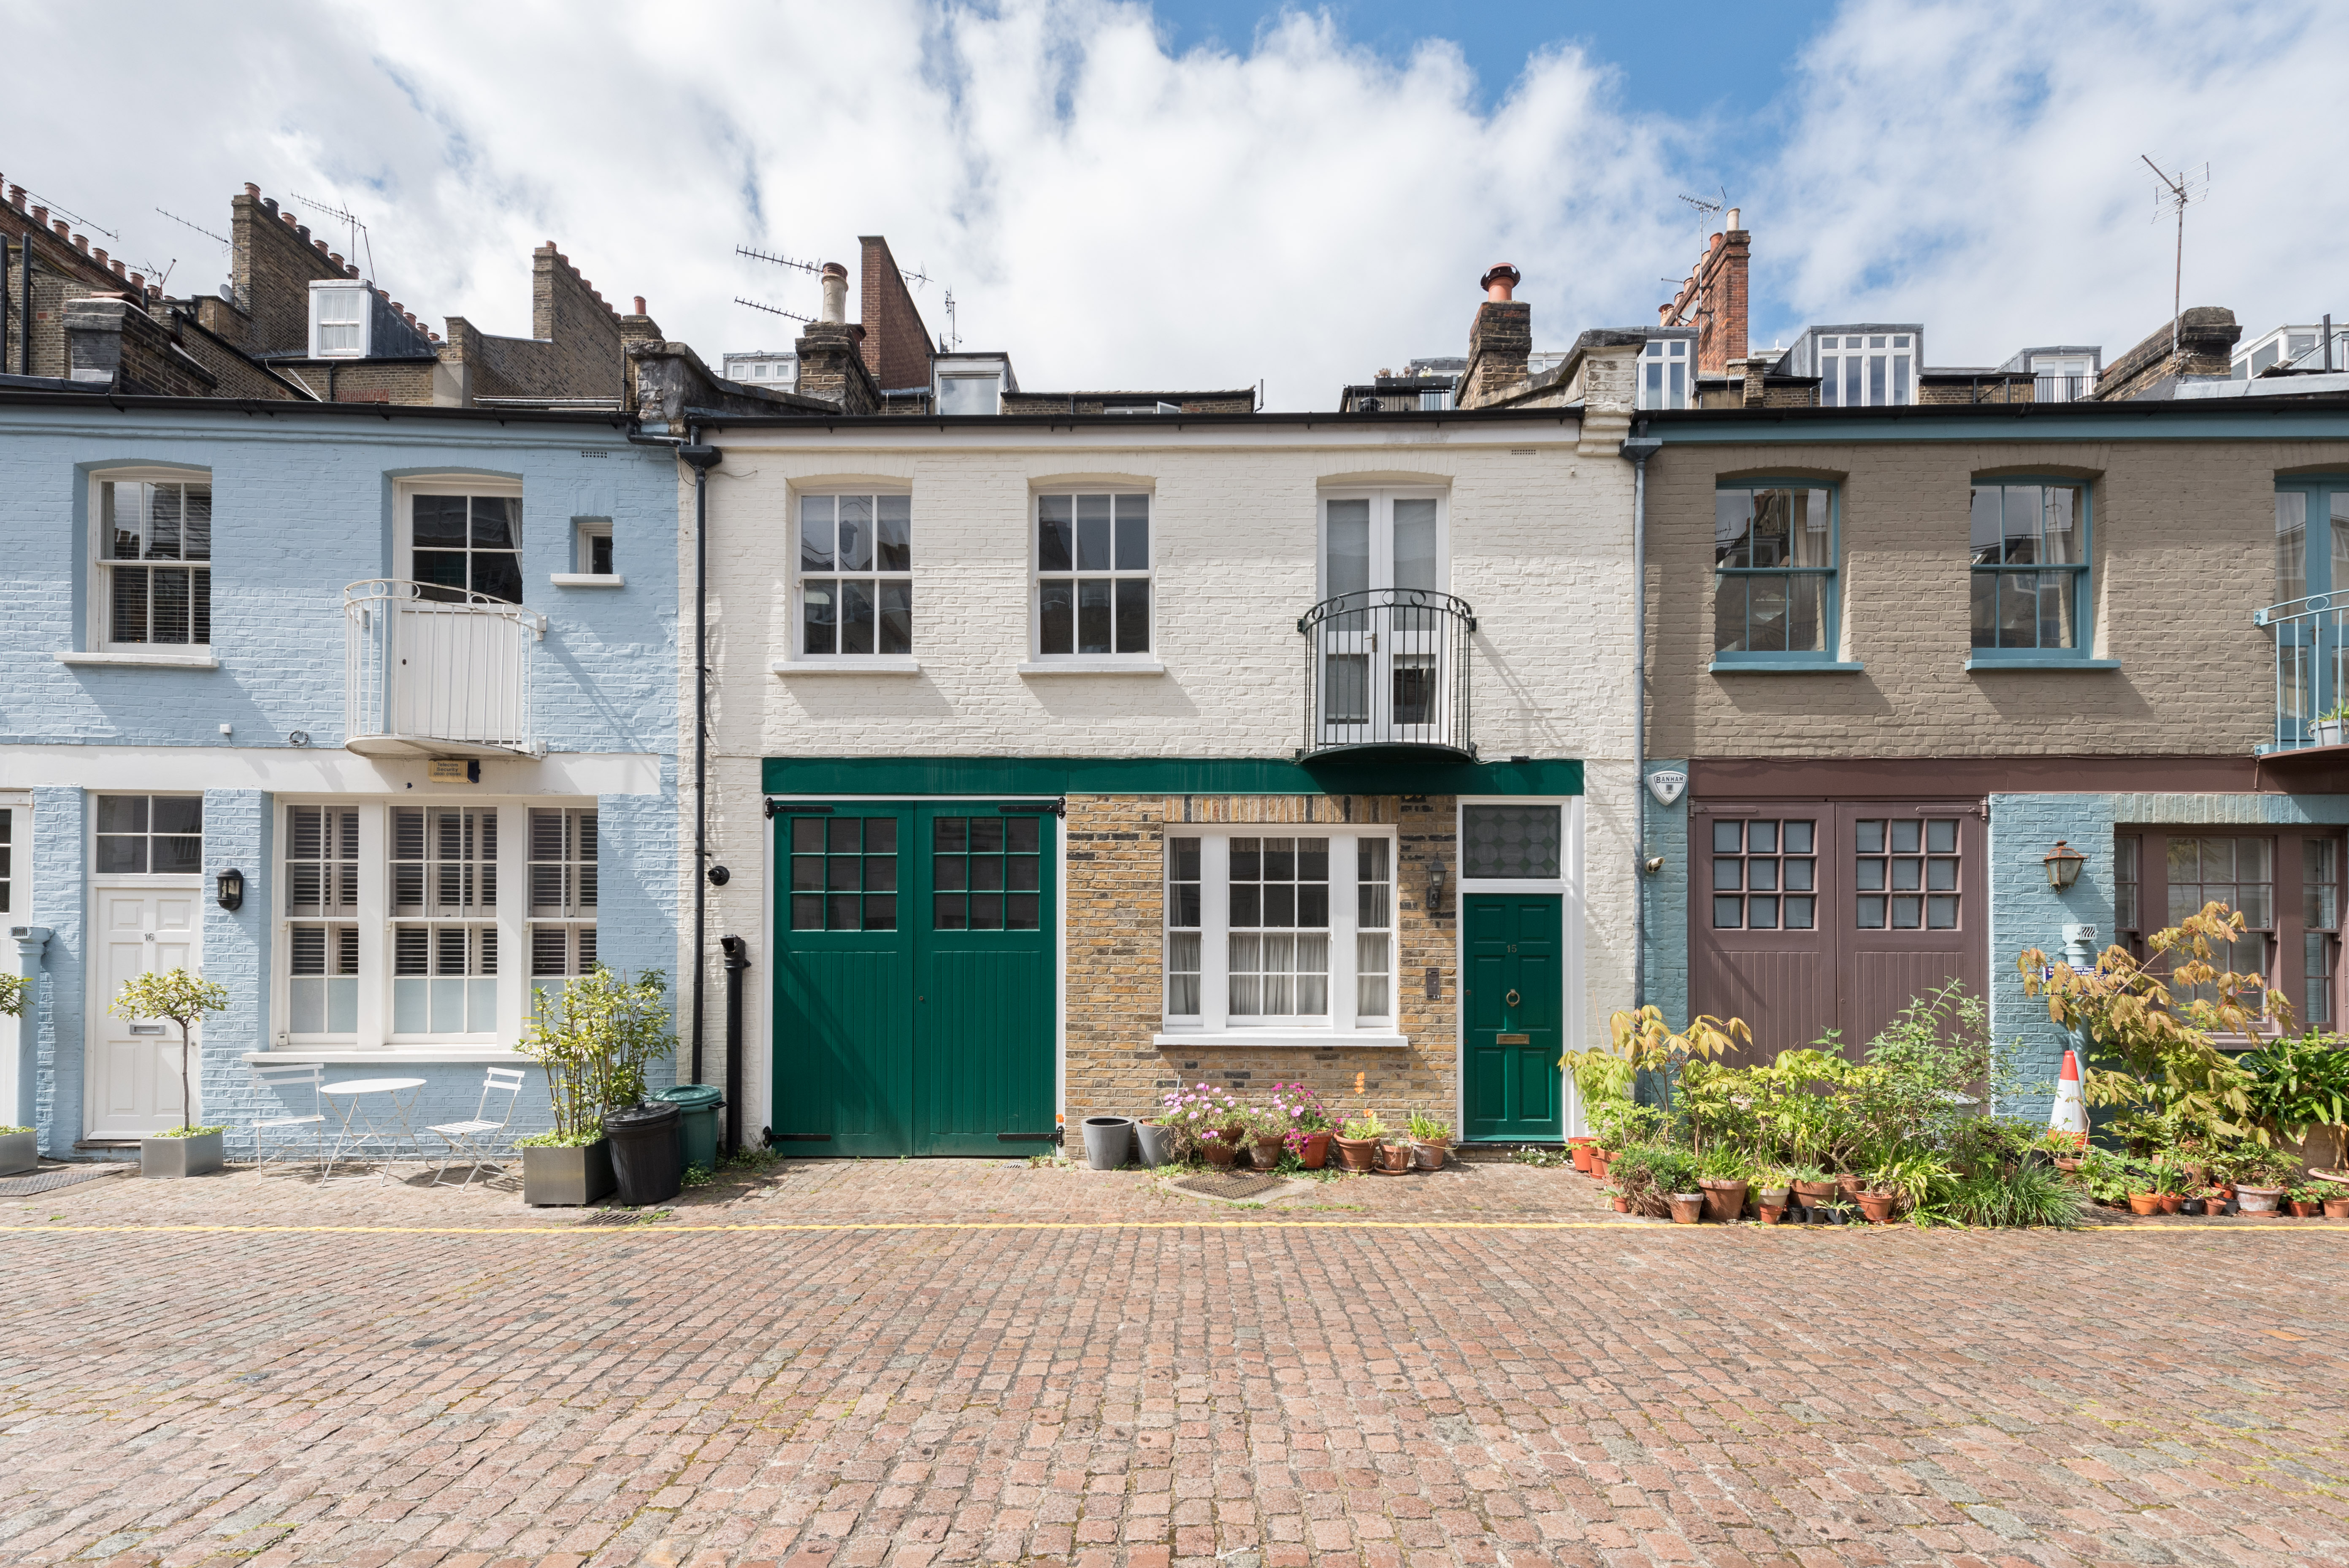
2043;840;2085;891
1427;858;1447;916
215;867;245;911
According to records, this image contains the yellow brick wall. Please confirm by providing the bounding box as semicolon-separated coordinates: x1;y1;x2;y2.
1061;793;1461;1133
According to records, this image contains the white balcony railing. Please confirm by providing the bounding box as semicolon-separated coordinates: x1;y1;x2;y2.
2257;592;2349;754
1298;588;1477;760
344;579;544;758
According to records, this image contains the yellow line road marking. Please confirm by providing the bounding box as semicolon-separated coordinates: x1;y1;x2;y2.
0;1220;2341;1237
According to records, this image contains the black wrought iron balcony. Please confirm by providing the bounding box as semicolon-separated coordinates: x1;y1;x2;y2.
1298;588;1477;760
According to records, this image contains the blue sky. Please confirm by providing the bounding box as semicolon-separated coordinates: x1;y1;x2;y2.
5;0;2341;406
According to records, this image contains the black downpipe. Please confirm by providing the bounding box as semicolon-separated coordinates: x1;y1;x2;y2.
679;437;723;1086
719;934;750;1155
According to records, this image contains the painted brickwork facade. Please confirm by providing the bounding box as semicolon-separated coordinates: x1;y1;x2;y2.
0;398;679;1159
687;415;1636;1143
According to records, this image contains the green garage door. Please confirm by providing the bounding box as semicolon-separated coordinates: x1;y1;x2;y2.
772;803;1058;1156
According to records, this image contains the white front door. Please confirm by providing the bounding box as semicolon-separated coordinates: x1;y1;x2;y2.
88;886;203;1137
0;804;23;1127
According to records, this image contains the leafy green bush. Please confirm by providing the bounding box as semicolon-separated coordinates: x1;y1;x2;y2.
1930;1165;2088;1228
2243;1032;2349;1144
515;968;677;1143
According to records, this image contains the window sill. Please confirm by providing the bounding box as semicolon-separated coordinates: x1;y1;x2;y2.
1965;655;2122;671
1018;659;1166;676
55;649;219;670
549;573;625;588
1709;658;1865;675
1152;1030;1409;1050
242;1049;528;1065
771;658;922;676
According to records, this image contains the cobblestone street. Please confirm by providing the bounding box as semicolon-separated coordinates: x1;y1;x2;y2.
3;1158;2346;1568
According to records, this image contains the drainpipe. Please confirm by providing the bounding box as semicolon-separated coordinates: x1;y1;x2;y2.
17;238;31;376
11;926;50;1146
1621;424;1662;1009
719;934;750;1155
679;435;724;1086
2;235;10;376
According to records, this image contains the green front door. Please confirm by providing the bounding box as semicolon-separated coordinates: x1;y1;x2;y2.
773;803;1058;1156
1463;894;1563;1141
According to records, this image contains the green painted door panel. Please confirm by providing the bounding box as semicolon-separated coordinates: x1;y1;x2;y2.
774;803;1057;1158
1463;894;1564;1141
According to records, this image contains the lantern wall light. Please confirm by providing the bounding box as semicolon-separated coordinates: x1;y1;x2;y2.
2043;840;2085;891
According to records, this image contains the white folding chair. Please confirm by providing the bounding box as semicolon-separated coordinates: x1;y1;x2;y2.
248;1062;328;1170
428;1068;527;1189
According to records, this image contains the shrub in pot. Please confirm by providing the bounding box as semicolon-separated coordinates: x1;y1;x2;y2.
1267;1082;1334;1170
1199;1128;1239;1168
1334;1111;1387;1171
1408;1114;1453;1170
1160;1082;1246;1163
1695;1147;1750;1223
110;969;231;1179
515;966;675;1206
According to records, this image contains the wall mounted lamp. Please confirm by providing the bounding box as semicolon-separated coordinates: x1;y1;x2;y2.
215;867;245;911
1426;858;1447;917
2043;840;2085;891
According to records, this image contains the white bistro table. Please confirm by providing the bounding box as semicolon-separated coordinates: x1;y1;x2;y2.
321;1077;428;1181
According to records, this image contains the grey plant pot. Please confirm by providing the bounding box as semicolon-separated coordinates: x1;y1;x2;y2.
141;1130;224;1179
0;1130;36;1176
1081;1116;1136;1171
1134;1122;1175;1168
523;1140;616;1206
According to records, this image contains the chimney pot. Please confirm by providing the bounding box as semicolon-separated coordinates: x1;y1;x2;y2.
10;186;26;209
263;197;277;214
633;295;646;314
314;239;330;254
73;233;88;253
329;251;342;266
819;263;848;324
93;248;108;265
130;272;143;288
345;263;359;278
111;260;126;278
1725;206;1740;231
1480;263;1521;302
31;206;46;224
244;182;261;198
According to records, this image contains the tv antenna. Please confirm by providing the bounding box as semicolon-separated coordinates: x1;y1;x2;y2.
938;289;961;352
2141;156;2209;360
289;192;376;281
155;208;230;249
735;295;812;324
1669;189;1728;323
736;244;822;275
24;189;117;241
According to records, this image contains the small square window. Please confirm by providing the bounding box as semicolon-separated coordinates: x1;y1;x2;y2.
574;518;614;575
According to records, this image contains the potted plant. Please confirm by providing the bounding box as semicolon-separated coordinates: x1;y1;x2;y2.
1270;1083;1333;1170
1134;1119;1176;1168
2325;1190;2349;1219
1334;1111;1386;1171
1245;1105;1289;1170
111;969;231;1179
0;976;27;1175
1407;1113;1453;1170
2317;702;2349;747
1602;1186;1631;1213
2287;1184;2326;1218
1667;1189;1705;1223
1375;1135;1415;1174
2201;1184;2232;1215
514;967;674;1206
1754;1166;1793;1223
1695;1148;1750;1223
1789;1164;1838;1208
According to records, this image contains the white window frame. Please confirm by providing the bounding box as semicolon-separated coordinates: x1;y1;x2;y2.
88;467;214;655
393;475;526;604
937;374;1001;415
1317;488;1451;600
1152;826;1404;1048
89;793;206;882
1031;489;1154;662
791;487;915;663
309;280;371;359
573;517;614;576
1816;332;1915;408
267;798;591;1057
1637;339;1691;410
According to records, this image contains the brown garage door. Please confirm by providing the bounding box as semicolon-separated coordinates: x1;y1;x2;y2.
1692;800;1986;1062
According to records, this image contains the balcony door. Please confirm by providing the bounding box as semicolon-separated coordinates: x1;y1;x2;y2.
2272;481;2349;746
1318;492;1448;749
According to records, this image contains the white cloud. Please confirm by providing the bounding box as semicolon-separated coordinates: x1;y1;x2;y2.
3;0;2338;402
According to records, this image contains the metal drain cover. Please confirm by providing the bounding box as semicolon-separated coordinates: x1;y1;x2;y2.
0;1165;130;1198
1171;1170;1285;1200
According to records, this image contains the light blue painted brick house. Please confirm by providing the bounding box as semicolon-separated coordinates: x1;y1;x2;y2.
0;394;679;1160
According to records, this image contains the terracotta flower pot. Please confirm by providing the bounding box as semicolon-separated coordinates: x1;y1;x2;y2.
1667;1192;1705;1225
2289;1199;2322;1218
1568;1135;1596;1148
1251;1136;1286;1169
1759;1187;1792;1212
2325;1198;2349;1219
1376;1142;1415;1174
2157;1193;2185;1214
1856;1191;1897;1224
1414;1138;1451;1171
2127;1191;2162;1216
1835;1173;1866;1201
1202;1138;1238;1168
1570;1144;1596;1173
1611;1194;1631;1213
1332;1135;1376;1172
1297;1131;1331;1170
1758;1203;1786;1225
1791;1179;1838;1204
1697;1178;1749;1225
2235;1185;2284;1215
1591;1155;1611;1181
2053;1157;2083;1171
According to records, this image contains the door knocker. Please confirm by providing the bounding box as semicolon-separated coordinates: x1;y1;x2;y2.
1505;989;1520;1008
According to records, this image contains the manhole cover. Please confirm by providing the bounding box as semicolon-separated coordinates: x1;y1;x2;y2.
0;1165;130;1198
1171;1171;1285;1200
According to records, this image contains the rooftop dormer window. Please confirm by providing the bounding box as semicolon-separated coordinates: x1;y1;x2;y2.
1638;340;1690;409
1817;333;1913;407
310;281;370;359
938;373;1001;415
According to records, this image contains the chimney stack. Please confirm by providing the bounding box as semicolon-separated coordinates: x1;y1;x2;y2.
1460;262;1532;408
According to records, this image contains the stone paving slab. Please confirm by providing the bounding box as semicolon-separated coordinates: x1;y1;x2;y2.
2;1159;2346;1566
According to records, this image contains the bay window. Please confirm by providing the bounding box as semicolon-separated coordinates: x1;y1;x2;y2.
1159;829;1400;1041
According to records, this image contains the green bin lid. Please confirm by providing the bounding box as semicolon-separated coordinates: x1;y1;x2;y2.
655;1084;725;1108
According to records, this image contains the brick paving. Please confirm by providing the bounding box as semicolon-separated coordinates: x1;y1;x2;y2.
2;1159;2346;1567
